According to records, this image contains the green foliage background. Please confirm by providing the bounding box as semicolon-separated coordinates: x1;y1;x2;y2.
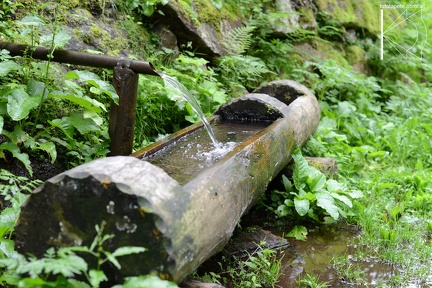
0;0;431;286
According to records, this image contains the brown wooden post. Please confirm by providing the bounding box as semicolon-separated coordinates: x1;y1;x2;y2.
109;58;139;156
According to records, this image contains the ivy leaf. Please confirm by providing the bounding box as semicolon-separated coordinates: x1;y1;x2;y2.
287;225;308;241
315;192;339;220
294;197;310;216
6;87;39;121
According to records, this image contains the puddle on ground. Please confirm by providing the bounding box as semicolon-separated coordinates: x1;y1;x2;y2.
271;222;400;287
197;221;409;287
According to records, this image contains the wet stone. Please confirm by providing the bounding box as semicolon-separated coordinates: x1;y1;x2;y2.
224;226;289;257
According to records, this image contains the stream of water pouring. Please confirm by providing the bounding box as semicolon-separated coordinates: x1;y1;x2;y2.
162;74;220;147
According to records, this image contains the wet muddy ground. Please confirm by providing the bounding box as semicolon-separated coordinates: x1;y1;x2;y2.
195;209;408;288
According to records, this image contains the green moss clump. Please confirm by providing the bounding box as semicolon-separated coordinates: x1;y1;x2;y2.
314;0;379;35
294;39;349;67
345;45;365;64
88;23;128;55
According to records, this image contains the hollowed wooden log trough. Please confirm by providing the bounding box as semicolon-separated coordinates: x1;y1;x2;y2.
15;80;320;283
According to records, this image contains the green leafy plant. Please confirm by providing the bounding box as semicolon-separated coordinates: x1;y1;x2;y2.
0;170;41;240
270;151;363;238
0;15;120;172
226;244;283;288
0;0;23;20
0;220;176;287
119;0;169;17
297;273;330;288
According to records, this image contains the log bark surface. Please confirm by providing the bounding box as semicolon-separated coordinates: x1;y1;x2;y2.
15;80;320;283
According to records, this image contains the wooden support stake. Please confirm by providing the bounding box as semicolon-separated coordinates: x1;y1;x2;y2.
109;58;139;156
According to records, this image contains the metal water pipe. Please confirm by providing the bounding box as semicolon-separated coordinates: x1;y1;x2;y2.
0;41;161;156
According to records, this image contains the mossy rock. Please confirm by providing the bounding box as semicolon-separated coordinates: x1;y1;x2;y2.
152;0;244;58
293;39;349;66
314;0;379;36
345;44;368;72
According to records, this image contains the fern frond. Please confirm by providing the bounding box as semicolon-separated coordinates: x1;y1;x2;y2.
222;26;256;55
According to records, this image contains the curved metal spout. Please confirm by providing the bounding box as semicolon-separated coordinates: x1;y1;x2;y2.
0;41;160;77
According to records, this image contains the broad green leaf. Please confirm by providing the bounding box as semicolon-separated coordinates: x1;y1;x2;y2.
27;79;46;98
325;179;345;192
292;152;309;189
48;118;75;139
69;114;100;134
337;101;356;118
0;207;18;237
6;87;39;121
113;275;178;288
315;192;339;220
0;61;21;77
36;141;57;163
306;168;326;192
39;29;71;49
18;15;46;27
66;70;119;104
51;114;99;136
0;116;3;134
49;91;106;112
112;246;146;257
283;198;294;207
305;192;316;201
0;142;32;175
83;110;103;126
9;125;31;147
294;197;310;216
287;225;308;241
89;269;108;287
281;174;292;191
0;239;15;258
276;204;290;217
348;189;363;199
331;193;352;208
